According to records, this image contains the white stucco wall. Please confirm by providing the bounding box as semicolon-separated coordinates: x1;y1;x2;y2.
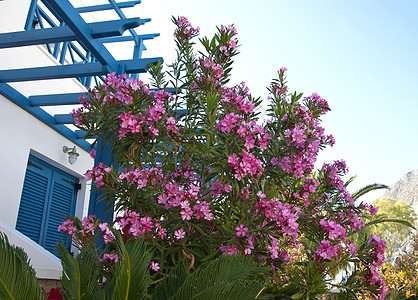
0;94;94;279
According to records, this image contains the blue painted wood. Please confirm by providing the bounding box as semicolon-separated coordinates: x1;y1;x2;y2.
108;0;142;48
0;57;162;82
76;1;141;13
42;170;77;252
124;57;163;73
75;130;88;139
54;114;74;124
30;87;176;108
42;0;118;71
29;92;83;106
16;158;52;244
0;83;90;151
24;0;39;30
16;155;78;254
100;33;159;43
0;18;143;49
0;62;109;82
88;140;116;223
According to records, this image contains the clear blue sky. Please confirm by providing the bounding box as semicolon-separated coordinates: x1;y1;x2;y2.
122;0;418;202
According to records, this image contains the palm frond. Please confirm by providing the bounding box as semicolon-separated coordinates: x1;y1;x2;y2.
58;243;102;300
151;261;187;300
344;176;357;188
0;232;45;300
365;217;416;230
171;255;267;300
191;280;265;300
108;232;151;300
351;183;388;201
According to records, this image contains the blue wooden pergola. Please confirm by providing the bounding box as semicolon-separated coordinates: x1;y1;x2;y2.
0;0;163;223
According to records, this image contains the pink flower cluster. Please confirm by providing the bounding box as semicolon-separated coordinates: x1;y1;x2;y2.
255;195;300;242
321;161;354;205
118;111;143;139
209;179;232;196
228;149;264;180
174;16;200;39
216;113;240;133
269;69;334;179
219;25;238;57
116;210;158;239
158;180;213;221
116;90;172;139
84;162;111;187
58;219;76;235
315;240;341;260
196;58;224;89
98;222;115;244
319;219;347;241
303;92;330;116
220;83;254;115
364;234;387;299
118;167;163;189
236;120;272;151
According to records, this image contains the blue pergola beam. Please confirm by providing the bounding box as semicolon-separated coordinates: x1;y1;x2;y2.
75;130;88;139
0;18;143;49
54;114;74;124
101;33;159;43
0;57;163;82
29;92;83;106
0;83;90;151
108;0;142;48
43;0;118;71
0;62;107;82
76;1;141;13
52;106;185;126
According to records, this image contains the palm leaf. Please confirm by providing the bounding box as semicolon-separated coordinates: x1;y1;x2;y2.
351;183;388;201
108;232;151;300
170;255;267;300
191;280;265;300
151;261;187;300
365;217;416;230
58;243;102;300
0;232;45;300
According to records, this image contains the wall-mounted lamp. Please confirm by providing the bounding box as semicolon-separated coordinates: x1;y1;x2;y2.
63;146;79;164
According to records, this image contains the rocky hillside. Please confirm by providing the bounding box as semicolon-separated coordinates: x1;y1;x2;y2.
384;169;418;212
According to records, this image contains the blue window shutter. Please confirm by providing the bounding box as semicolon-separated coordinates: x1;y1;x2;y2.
16;155;79;255
42;172;77;252
16;159;52;244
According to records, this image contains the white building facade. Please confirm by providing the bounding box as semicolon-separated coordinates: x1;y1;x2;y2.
0;0;161;279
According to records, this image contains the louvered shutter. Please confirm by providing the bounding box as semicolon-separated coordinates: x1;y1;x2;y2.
16;159;52;244
16;156;78;255
42;172;77;252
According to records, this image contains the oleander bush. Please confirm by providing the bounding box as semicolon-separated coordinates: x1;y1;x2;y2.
66;16;392;299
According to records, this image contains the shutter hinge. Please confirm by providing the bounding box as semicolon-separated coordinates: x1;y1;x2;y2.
62;178;81;192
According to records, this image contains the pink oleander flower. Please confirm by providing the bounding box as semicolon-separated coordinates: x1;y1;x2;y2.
235;224;249;237
90;149;96;159
150;261;160;271
369;205;379;215
174;227;186;240
220;244;239;256
58;219;76;235
100;253;118;263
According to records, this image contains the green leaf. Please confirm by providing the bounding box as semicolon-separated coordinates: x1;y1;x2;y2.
170;255;267;300
0;232;45;300
58;243;102;300
151;262;187;300
291;292;305;299
108;232;151;300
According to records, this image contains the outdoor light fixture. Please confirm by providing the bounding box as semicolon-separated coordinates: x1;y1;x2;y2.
63;146;79;164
